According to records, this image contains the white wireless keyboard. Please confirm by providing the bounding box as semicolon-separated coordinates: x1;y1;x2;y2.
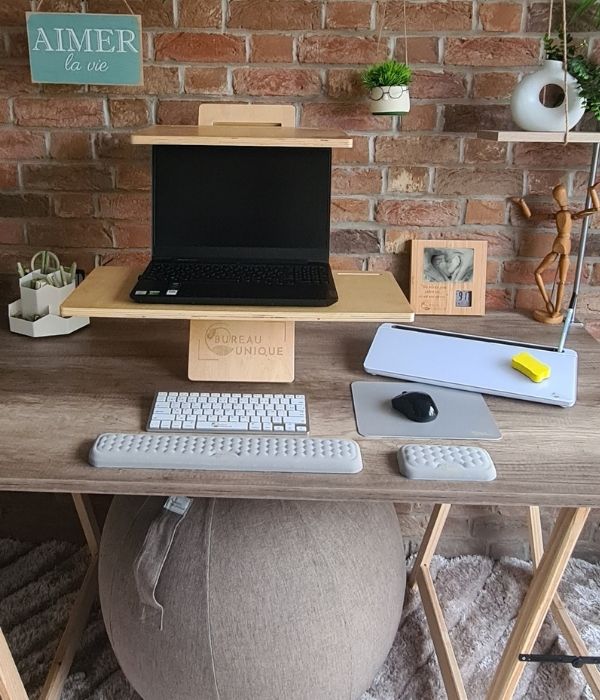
147;391;308;434
89;433;363;474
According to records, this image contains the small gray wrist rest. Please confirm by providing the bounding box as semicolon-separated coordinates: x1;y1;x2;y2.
397;444;496;481
89;433;363;474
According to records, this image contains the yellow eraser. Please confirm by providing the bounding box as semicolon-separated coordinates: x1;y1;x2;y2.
511;352;551;383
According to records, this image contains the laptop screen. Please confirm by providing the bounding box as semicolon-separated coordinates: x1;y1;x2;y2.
152;145;332;262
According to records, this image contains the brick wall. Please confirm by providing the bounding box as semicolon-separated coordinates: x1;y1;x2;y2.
1;1;599;559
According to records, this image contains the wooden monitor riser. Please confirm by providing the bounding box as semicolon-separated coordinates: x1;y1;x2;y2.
61;266;414;382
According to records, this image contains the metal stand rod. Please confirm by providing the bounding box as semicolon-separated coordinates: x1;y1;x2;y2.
557;141;599;351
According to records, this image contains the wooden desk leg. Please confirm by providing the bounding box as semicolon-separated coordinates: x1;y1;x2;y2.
408;503;451;589
38;495;102;700
527;507;600;699
487;506;590;700
408;503;467;699
188;319;295;382
0;628;28;700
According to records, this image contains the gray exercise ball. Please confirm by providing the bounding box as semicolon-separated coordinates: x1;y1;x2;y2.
99;496;405;700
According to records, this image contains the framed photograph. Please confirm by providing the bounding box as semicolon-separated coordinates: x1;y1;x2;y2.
410;240;487;315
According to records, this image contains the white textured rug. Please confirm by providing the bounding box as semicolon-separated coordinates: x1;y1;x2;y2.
0;540;598;699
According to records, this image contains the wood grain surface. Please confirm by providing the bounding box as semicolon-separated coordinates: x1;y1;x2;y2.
1;311;599;506
61;267;414;322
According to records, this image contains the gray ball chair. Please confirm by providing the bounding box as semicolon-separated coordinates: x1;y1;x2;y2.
99;496;405;700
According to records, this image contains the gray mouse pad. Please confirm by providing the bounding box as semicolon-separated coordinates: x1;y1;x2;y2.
351;381;501;440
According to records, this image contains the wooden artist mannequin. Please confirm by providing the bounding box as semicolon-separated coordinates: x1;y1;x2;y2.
514;182;600;324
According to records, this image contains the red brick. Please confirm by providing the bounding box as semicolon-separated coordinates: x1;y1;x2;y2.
250;35;294;63
376;199;460;226
23;164;112;191
157;100;200;125
375;135;459;165
331;198;370;222
513;143;591;168
49;132;93;161
0;99;9;124
435;168;522;195
0;164;18;189
0;219;23;245
88;66;179;97
330;255;365;270
179;0;222;27
184;68;228;95
367;253;410;287
0;1;31;26
228;0;321;29
112;222;152;248
98;194;151;221
27;219;112;248
96;133;150;160
443;104;513;131
400;104;438;131
13;98;105;128
0;194;48;217
592;263;600;286
411;71;467;99
384;230;418;254
109;99;150;128
487;259;500;283
526;171;568;196
578;289;600;319
445;37;538;66
155;33;245;62
380;2;472;30
87;0;173;26
332;136;370;164
515;286;553;312
53;194;95;218
479;3;523;32
298;36;385;65
502;258;577;284
302;103;390;131
115;163;151;191
327;70;364;99
472;72;519;99
487;288;513;309
387;167;429;193
464;139;507;163
326;2;372;29
394;37;439;65
331;228;380;253
7;31;32;59
0;131;46;160
525;2;551;31
233;68;321;96
518;231;558;257
0;66;38;94
465;200;505;225
332;167;381;194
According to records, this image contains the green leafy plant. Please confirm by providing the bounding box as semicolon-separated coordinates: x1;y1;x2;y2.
572;0;600;26
542;32;600;123
361;60;412;89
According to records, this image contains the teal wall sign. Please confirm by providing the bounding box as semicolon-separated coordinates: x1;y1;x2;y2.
26;12;143;86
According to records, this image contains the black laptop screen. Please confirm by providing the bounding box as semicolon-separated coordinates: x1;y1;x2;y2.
152;145;332;261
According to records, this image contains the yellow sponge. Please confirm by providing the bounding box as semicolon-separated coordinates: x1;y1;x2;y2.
511;352;551;383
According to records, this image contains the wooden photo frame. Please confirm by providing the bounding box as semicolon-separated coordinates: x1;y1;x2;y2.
410;240;487;315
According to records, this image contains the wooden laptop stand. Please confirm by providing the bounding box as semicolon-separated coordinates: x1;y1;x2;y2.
63;105;413;382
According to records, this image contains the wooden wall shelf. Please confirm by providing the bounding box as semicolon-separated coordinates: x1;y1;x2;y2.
62;267;413;382
131;125;353;149
478;130;600;143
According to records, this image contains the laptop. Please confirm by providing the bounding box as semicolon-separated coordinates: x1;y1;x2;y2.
130;145;338;306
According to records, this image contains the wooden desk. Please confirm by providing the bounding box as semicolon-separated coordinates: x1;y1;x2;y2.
1;312;599;699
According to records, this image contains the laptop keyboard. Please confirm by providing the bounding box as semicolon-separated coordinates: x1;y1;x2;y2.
143;261;329;286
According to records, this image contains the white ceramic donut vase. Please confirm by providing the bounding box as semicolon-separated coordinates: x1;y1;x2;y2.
511;60;585;132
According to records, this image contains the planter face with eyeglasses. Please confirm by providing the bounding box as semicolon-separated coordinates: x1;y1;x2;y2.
368;86;410;115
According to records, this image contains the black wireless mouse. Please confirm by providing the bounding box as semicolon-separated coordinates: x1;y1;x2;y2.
391;391;438;423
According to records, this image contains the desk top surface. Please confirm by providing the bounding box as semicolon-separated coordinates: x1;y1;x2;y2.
1;312;599;507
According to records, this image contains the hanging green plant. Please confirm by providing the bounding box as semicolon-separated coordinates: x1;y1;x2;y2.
361;60;413;116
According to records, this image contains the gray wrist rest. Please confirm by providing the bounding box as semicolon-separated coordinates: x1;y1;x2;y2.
397;444;496;481
89;433;363;474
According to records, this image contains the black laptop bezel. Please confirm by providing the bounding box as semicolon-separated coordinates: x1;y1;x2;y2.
150;145;332;265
